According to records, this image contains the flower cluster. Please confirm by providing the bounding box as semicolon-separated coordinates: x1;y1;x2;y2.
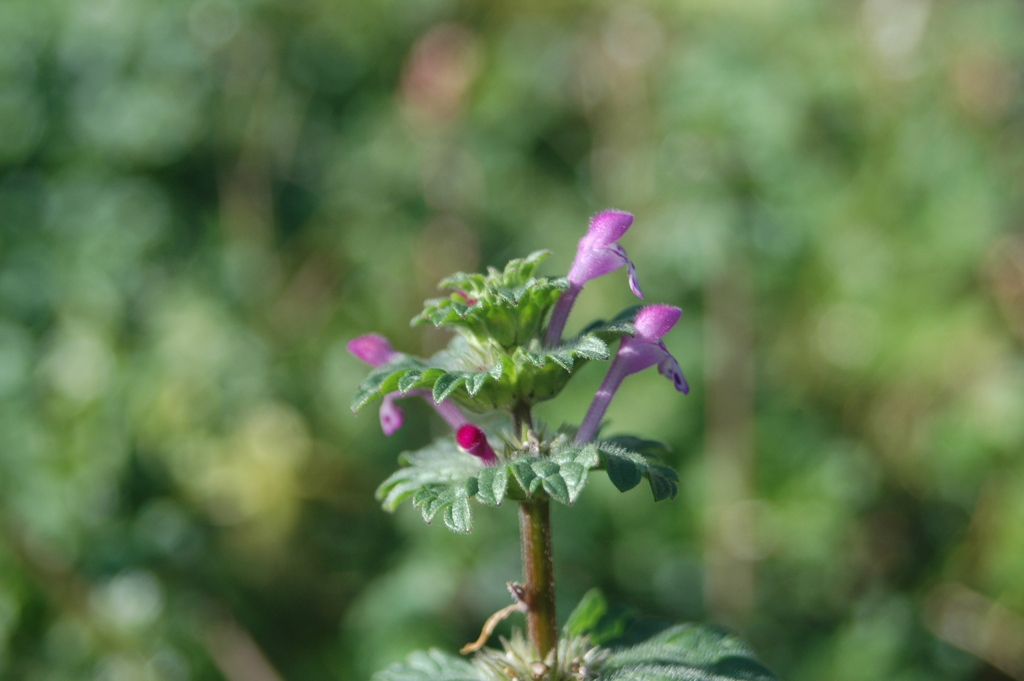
348;210;687;462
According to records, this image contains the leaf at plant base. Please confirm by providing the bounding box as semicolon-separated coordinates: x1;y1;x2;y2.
601;624;778;681
564;588;629;645
371;648;485;681
474;465;508;506
375;439;483;512
565;589;608;637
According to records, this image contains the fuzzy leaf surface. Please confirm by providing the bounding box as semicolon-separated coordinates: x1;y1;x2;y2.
413;251;568;349
596;441;679;501
375;440;482;512
564;588;628;646
371;649;484;681
601;624;778;681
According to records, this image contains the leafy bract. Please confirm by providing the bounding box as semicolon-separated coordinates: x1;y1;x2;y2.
564;589;628;646
602;625;778;681
374;438;606;533
371;649;484;681
375;435;676;534
413;251;568;349
350;332;616;414
376;439;483;513
580;305;643;343
595;440;678;502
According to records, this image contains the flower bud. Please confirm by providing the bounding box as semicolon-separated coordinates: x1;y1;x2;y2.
456;424;498;464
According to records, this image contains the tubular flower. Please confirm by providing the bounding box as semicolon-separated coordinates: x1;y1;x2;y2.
545;210;643;346
347;334;468;435
347;333;399;366
576;305;689;443
456;424;498;465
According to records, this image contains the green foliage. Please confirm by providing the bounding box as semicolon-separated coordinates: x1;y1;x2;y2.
564;589;628;646
579;306;643;344
353;258;647;414
371;615;777;681
2;0;1020;678
589;440;678;502
602;625;778;681
413;251;569;349
372;649;485;681
351;328;620;413
375;435;673;532
376;440;484;512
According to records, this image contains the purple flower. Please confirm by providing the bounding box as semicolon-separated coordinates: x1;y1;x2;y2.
347;333;398;366
348;334;468;435
378;393;406;436
456;424;498;465
545;210;644;346
576;305;688;442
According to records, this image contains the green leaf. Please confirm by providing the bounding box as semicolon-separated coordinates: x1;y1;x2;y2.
474;465;508;506
375;440;482;512
602;624;778;681
371;648;485;681
397;371;423;393
570;334;611;360
603;435;672;459
603;449;645;492
443;490;472;533
564;589;630;646
565;588;608;637
413;251;567;351
559;462;587;503
432;371;467;403
580;305;643;341
510;459;541;495
597;441;678;501
552;443;600;468
351;356;430;412
464;371;488;396
538;470;570;505
648;464;679;502
412;484;455;523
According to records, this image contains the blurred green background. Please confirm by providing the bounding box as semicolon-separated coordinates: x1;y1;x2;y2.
1;0;1024;679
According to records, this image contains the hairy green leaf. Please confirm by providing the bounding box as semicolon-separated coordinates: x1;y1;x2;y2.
602;624;778;681
510;459;541;495
597;442;678;501
371;648;484;681
375;440;482;512
602;449;645;492
443;490;472;533
474;465;508;506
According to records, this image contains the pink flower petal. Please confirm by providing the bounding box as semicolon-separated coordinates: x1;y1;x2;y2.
379;393;405;436
633;305;681;342
347;334;398;367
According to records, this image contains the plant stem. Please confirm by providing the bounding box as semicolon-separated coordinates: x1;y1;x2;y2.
519;499;557;660
512;400;534;441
